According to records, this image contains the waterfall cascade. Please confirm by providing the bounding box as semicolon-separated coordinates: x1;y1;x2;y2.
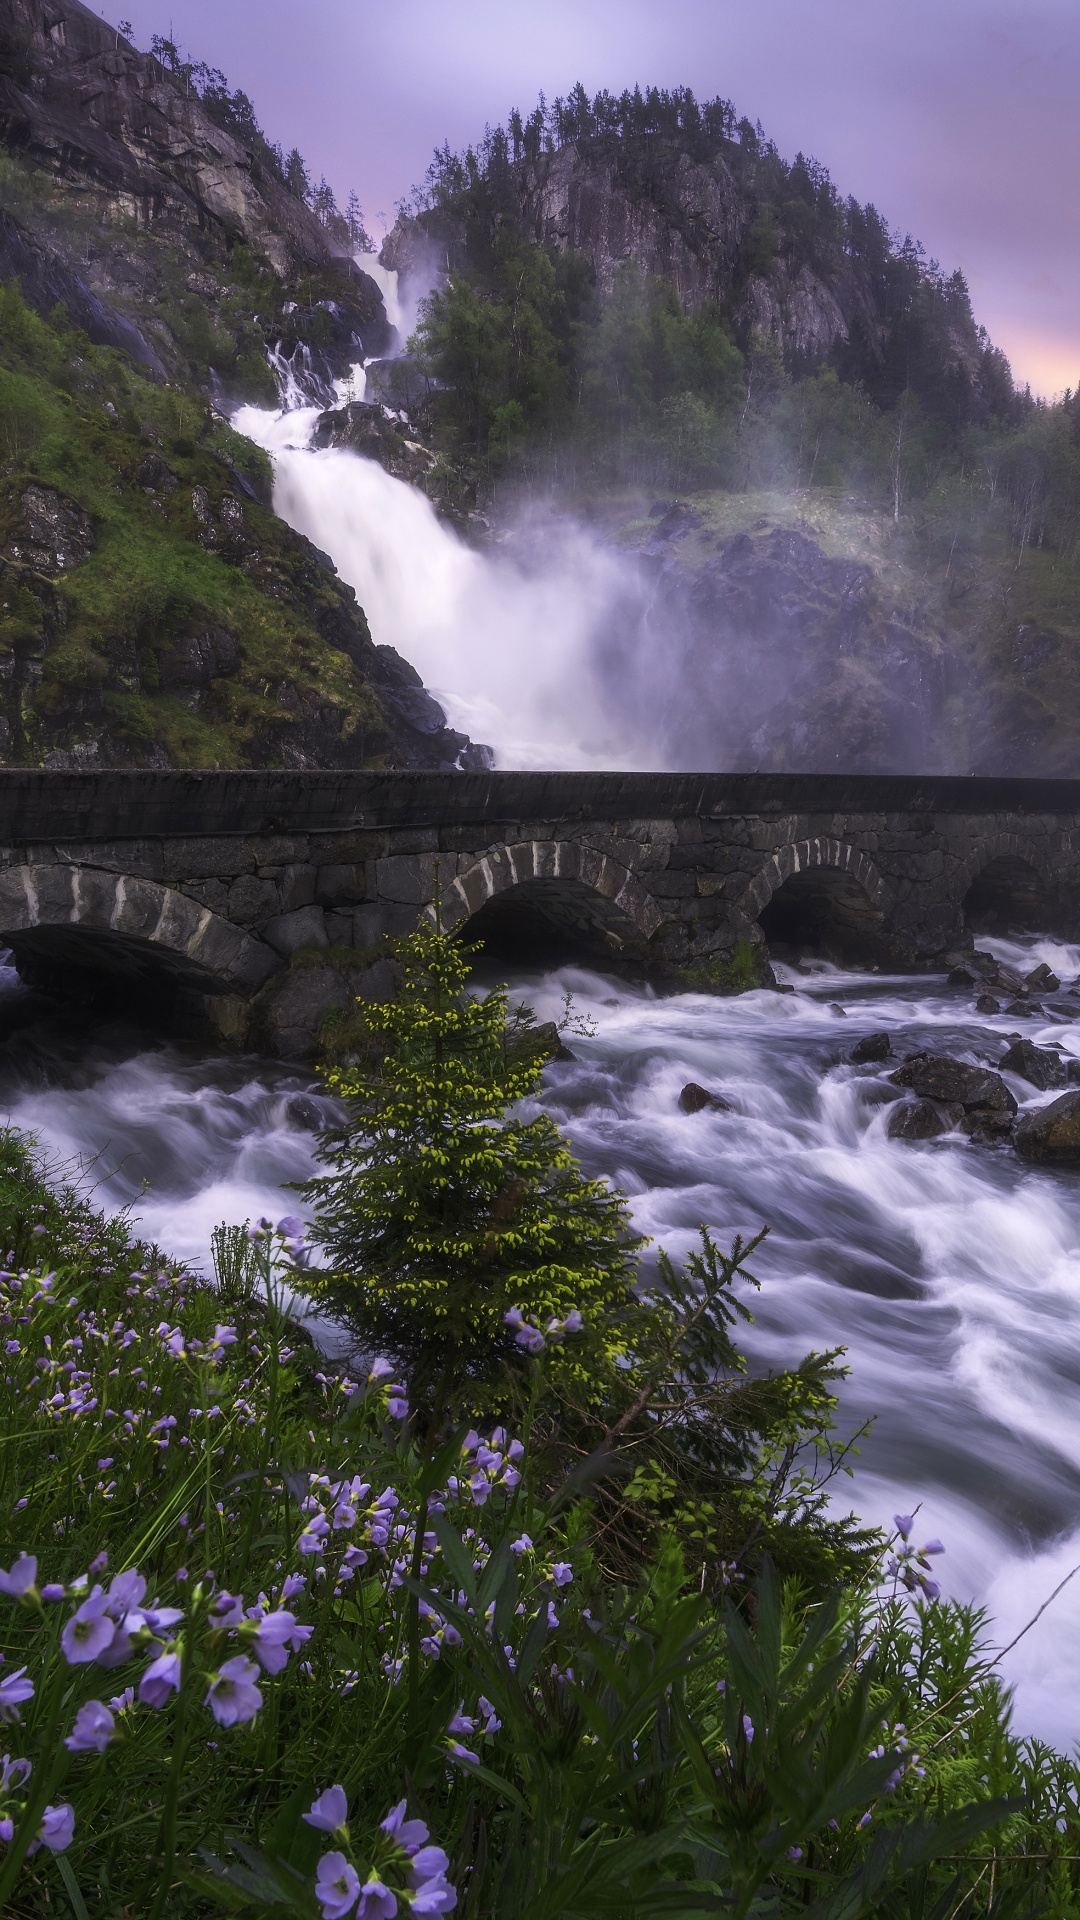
234;395;666;769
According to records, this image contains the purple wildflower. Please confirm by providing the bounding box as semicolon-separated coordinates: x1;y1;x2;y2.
893;1515;914;1540
356;1876;397;1920
0;1556;36;1598
304;1785;348;1833
247;1609;312;1674
61;1588;115;1665
139;1649;181;1708
38;1804;75;1852
380;1800;430;1854
65;1700;115;1753
551;1563;572;1588
206;1655;262;1727
316;1852;361;1919
0;1666;33;1723
408;1845;456;1914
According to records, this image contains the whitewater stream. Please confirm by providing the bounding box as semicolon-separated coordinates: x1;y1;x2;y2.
3;938;1080;1744
4;378;1079;1745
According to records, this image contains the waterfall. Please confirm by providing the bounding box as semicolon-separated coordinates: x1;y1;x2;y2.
234;398;667;770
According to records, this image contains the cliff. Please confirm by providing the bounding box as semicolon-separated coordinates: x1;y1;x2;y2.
0;1;484;772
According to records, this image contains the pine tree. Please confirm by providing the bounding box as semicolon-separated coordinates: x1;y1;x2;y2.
301;925;640;1410
283;147;310;202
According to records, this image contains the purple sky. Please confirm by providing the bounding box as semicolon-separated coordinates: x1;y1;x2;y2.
105;0;1079;395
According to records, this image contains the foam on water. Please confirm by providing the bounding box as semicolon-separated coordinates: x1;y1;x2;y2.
497;949;1080;1747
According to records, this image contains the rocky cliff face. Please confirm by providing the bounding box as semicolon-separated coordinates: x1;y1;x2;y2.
633;517;959;773
0;0;331;276
385;130;992;404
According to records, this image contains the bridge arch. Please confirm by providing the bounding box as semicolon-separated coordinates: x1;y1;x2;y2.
954;833;1056;935
734;838;890;965
0;864;279;999
734;838;889;921
435;840;665;961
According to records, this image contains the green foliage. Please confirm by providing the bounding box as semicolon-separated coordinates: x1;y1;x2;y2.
303;925;641;1408
679;940;765;995
0;281;391;767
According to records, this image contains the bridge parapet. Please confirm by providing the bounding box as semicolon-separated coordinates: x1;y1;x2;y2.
0;771;1076;1056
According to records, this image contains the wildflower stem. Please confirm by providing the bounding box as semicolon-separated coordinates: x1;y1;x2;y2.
144;1631;195;1920
0;1658;69;1904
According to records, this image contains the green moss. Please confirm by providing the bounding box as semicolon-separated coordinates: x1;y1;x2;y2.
679;939;765;995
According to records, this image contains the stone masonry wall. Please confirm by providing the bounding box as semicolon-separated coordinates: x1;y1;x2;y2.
1;772;1079;1057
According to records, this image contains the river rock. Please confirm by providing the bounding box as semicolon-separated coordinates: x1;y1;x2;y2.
960;1108;1016;1142
1004;1000;1039;1018
679;1082;731;1114
1025;962;1061;993
975;994;1001;1014
948;963;979;986
890;1053;1017;1114
888;1098;964;1140
850;1031;891;1063
998;1038;1066;1091
1015;1092;1080;1164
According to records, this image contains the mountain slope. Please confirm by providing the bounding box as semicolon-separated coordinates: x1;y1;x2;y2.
0;0;484;770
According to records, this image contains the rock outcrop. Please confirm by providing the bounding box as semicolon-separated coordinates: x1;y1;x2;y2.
630;525;958;774
1015;1093;1080;1166
0;0;333;277
890;1053;1017;1114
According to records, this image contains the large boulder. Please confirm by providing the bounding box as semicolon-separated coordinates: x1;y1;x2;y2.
850;1031;891;1063
890;1053;1017;1114
998;1038;1066;1092
1015;1092;1080;1165
679;1081;731;1114
888;1098;963;1140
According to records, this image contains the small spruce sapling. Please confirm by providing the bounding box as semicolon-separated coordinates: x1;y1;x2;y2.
301;925;641;1416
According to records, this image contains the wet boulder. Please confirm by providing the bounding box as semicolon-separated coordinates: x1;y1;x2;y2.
850;1031;892;1063
960;1108;1016;1143
1015;1092;1080;1165
1004;1000;1039;1018
1025;962;1061;993
679;1082;731;1115
888;1098;964;1140
975;994;1001;1015
998;1038;1066;1092
890;1053;1017;1114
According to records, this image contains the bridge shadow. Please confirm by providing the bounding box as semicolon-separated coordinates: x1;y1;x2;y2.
7;925;225;1008
962;855;1055;939
758;868;890;968
455;878;642;970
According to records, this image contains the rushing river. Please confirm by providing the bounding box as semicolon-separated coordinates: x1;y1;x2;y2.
3;935;1080;1743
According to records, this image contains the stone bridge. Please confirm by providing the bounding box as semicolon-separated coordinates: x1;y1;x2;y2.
0;768;1078;1056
